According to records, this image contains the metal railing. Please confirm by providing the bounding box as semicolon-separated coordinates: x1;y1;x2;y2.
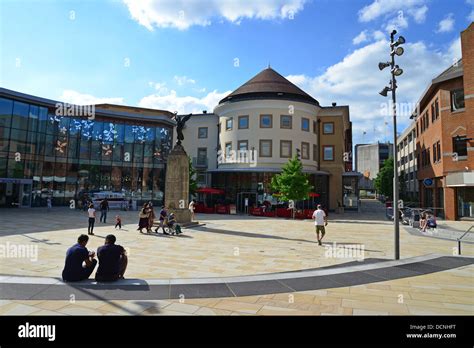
457;226;473;255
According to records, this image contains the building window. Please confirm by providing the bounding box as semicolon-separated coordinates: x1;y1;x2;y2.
434;98;439;119
433;143;437;163
260;114;272;128
196;173;207;186
226;118;233;131
197;147;207;166
323;122;334;134
198;127;208;139
301;118;310;132
301;142;309;159
451;89;465;111
280;140;292;158
238;140;248;151
435;141;441;162
313;120;317;134
408;132;412;142
238;115;249;129
225;142;232;157
313;144;318;161
323;145;334;161
259;139;272;157
431;103;435;123
453;136;468;158
280;115;292;129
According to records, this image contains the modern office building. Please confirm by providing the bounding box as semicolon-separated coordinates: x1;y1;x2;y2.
182;67;355;211
396;122;418;201
0;88;174;208
413;23;473;220
354;142;393;193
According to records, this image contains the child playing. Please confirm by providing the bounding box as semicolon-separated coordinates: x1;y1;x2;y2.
115;215;122;229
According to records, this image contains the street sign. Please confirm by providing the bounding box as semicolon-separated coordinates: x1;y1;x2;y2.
423;178;434;187
398;199;404;209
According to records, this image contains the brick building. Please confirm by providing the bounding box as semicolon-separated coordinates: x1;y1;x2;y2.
414;23;473;220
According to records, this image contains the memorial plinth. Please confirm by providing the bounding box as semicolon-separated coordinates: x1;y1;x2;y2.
165;144;191;223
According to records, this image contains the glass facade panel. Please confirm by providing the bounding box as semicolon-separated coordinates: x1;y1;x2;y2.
12;101;29;130
0;96;173;207
0;98;13;128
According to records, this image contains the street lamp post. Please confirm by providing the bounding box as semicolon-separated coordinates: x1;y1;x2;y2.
379;30;405;260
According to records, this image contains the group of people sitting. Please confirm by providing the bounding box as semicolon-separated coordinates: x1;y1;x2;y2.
62;234;127;282
419;211;437;232
137;203;182;235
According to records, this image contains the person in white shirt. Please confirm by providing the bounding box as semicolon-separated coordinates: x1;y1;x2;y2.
312;204;327;246
189;200;196;221
87;204;96;235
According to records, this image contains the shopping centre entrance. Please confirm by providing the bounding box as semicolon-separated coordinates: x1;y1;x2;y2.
0;179;32;208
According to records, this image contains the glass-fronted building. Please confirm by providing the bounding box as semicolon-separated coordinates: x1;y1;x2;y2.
0;88;174;208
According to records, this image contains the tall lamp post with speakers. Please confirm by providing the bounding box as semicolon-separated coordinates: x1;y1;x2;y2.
378;29;405;260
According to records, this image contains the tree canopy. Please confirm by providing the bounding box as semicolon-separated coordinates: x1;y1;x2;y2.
374;157;394;199
270;155;313;202
188;156;197;196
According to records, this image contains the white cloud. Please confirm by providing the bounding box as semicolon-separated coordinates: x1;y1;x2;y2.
408;5;428;23
358;0;426;22
385;13;409;32
358;0;429;32
59;90;125;105
138;89;231;114
123;0;307;30
436;13;455;33
173;75;196;86
466;0;474;21
286;37;461;146
353;30;387;45
353;30;369;45
373;30;386;41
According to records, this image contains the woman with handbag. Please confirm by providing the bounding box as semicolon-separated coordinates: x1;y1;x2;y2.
137;203;150;233
147;202;155;233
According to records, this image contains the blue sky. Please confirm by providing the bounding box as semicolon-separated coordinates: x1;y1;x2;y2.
1;0;473;146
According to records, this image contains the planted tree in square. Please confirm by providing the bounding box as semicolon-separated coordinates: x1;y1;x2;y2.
271;155;313;217
374;157;394;199
189;156;197;196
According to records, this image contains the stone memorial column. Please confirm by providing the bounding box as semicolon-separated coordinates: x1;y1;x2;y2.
164;144;191;223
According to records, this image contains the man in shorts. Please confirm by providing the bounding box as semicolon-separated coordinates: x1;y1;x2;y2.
312;204;328;246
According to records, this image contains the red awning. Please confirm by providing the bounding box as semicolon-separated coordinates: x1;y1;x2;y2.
197;187;225;195
309;193;320;197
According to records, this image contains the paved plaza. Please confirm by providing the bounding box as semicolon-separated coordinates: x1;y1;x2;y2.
0;200;472;315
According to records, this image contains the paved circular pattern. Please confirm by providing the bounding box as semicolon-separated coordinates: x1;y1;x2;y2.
1;255;472;300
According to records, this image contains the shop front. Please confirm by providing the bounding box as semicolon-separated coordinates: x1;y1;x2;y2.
210;169;330;214
446;172;474;220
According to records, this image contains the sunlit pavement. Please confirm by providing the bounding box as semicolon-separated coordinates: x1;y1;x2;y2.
0;199;472;315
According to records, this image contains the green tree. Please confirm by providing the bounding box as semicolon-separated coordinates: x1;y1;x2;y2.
374;157;394;199
188;157;197;196
271;155;313;205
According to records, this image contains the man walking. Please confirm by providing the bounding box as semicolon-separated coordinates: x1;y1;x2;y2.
155;206;169;235
100;198;109;223
312;204;328;246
